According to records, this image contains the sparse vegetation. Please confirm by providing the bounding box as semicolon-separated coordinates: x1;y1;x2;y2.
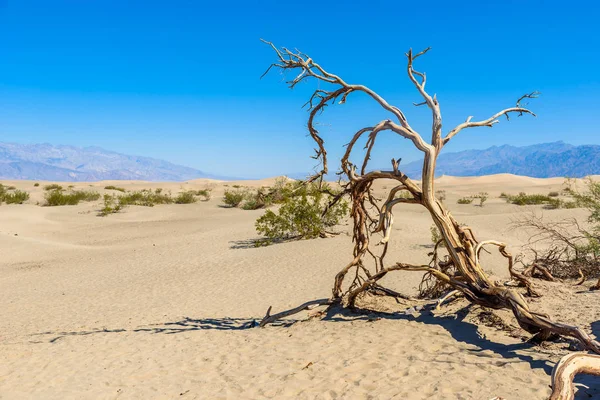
430;224;441;244
222;188;247;208
255;191;348;243
475;192;488;207
174;191;197;204
457;197;473;204
44;189;101;206
99;194;124;216
435;190;446;202
195;187;213;201
548;191;560;197
34;182;40;187
4;190;30;204
117;189;172;207
44;184;63;191
104;185;126;192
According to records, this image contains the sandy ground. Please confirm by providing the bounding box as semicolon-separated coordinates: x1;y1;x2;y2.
0;174;598;399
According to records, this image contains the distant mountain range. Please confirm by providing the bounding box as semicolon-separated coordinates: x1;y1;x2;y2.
1;141;598;182
0;142;227;181
396;141;600;178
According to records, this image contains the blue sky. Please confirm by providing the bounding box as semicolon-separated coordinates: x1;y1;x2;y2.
0;0;598;178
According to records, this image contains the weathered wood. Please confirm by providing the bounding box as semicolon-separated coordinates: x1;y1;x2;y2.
550;352;600;400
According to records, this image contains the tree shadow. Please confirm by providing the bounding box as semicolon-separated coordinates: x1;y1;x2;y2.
32;317;297;343
592;320;600;341
320;302;555;375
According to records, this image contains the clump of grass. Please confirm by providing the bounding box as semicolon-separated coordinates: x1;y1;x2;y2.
548;191;560;197
4;190;30;204
457;197;473;204
174;191;197;204
44;184;63;191
34;182;40;187
499;192;508;198
104;185;126;192
44;189;100;206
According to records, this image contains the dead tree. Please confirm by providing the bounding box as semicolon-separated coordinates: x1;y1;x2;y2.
260;40;600;378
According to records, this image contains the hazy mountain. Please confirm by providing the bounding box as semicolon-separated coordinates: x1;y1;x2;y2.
397;142;600;178
0;142;227;181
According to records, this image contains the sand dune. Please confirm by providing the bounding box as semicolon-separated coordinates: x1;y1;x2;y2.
0;176;598;399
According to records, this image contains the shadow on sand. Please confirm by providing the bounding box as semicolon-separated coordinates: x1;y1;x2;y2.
32;303;600;395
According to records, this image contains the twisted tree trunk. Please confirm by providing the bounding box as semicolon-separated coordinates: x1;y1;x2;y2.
260;40;600;396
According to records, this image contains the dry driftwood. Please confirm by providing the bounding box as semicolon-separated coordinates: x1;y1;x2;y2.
550;352;600;400
260;39;600;394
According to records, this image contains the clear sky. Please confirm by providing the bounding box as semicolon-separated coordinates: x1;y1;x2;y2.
0;0;598;178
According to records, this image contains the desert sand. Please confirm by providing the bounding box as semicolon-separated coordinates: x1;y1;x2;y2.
0;174;598;399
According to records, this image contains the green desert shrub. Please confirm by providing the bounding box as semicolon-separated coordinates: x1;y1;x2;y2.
117;189;173;207
506;192;552;206
104;185;126;192
6;185;16;190
99;194;125;216
474;192;488;207
255;192;348;243
430;224;442;244
457;197;473;204
34;182;40;187
195;188;212;201
548;191;560;197
4;190;30;204
45;189;101;206
222;188;247;208
174;191;197;204
44;184;63;191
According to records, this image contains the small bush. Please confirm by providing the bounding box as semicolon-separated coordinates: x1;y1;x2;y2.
99;194;124;216
430;224;442;244
117;189;173;207
475;192;488;207
506;192;552;205
34;183;40;187
105;185;126;192
44;184;63;191
6;185;16;190
195;188;212;201
255;192;348;242
457;197;473;204
548;191;560;197
435;190;446;202
174;191;197;204
499;192;508;198
45;190;101;206
4;190;30;204
223;189;247;208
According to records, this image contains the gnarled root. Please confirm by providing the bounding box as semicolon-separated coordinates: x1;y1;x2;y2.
591;277;600;291
523;263;557;282
550;352;600;400
260;298;334;327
